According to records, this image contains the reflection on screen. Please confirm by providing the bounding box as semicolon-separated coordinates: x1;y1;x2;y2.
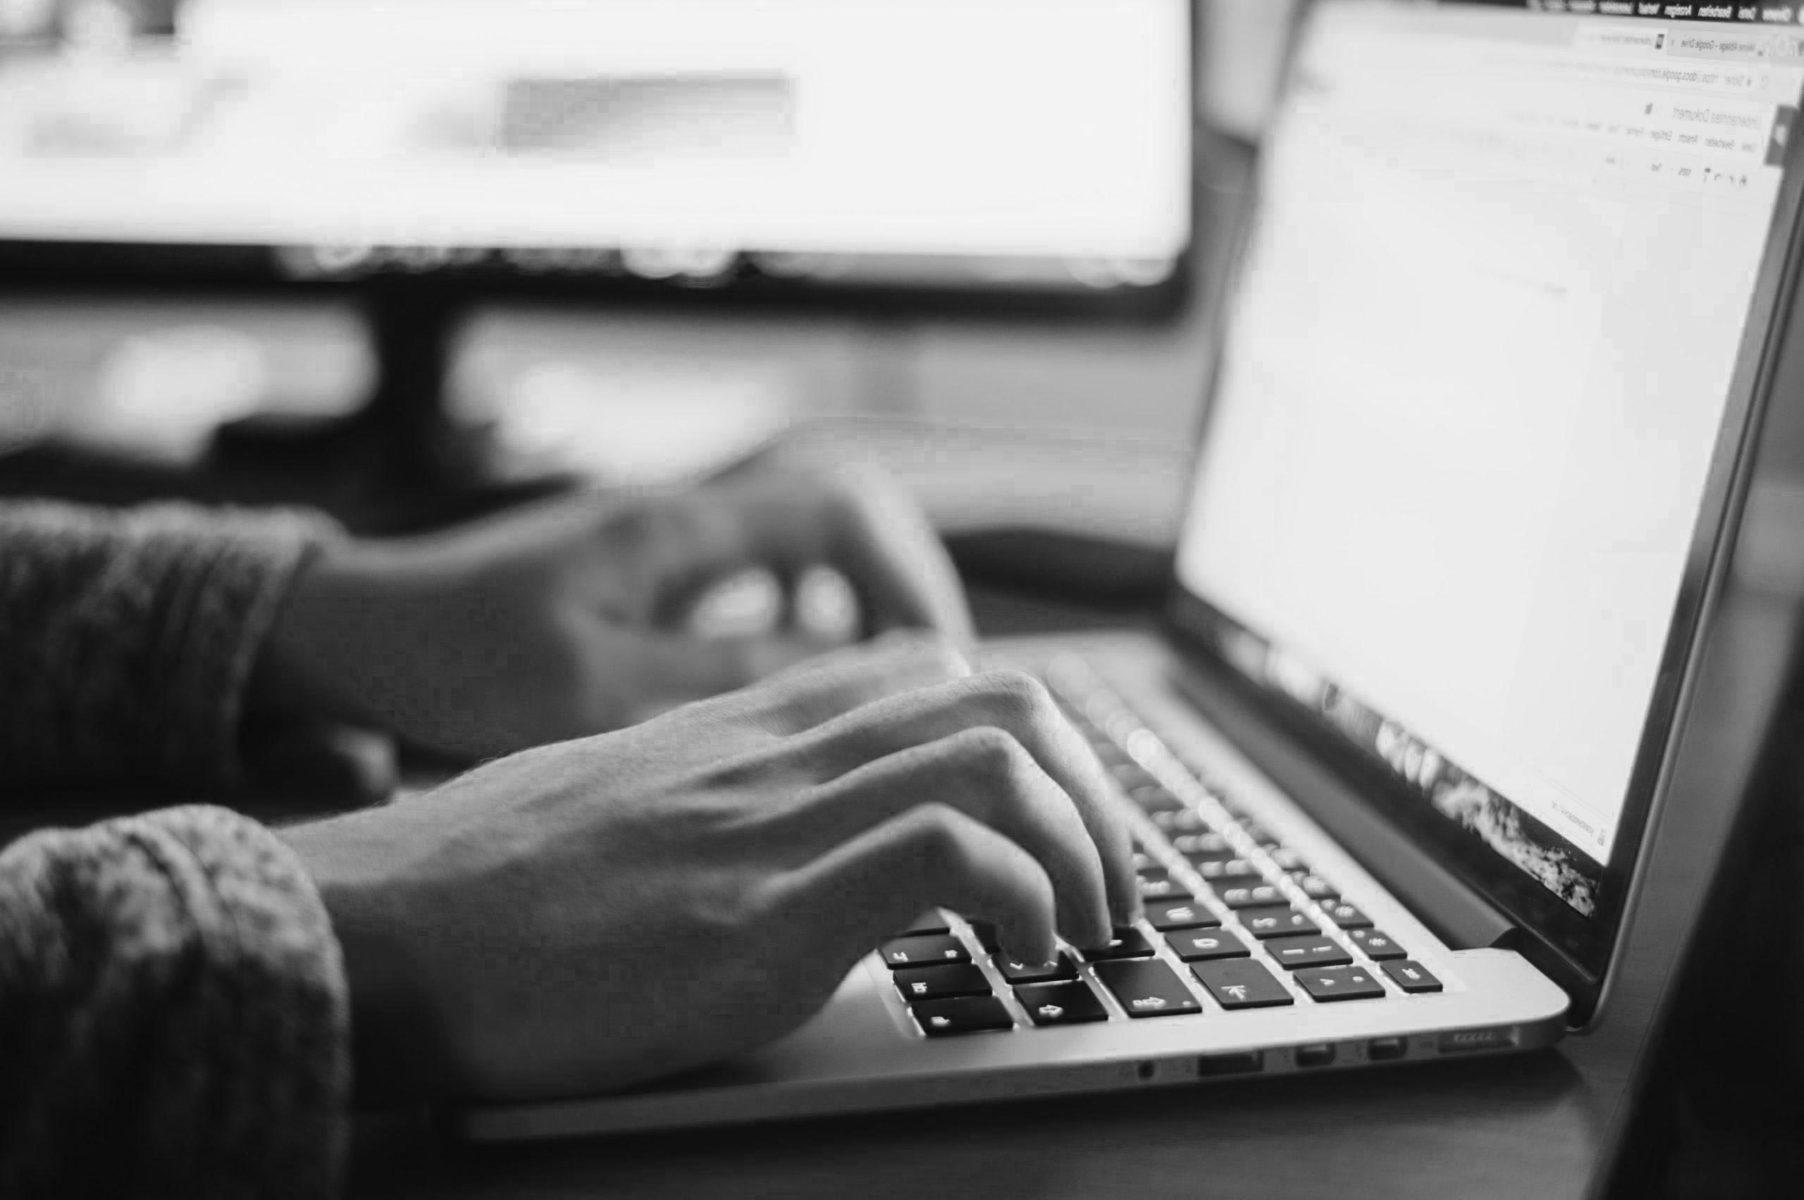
0;0;1188;284
1177;2;1801;912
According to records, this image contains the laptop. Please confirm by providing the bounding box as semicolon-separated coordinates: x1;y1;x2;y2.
458;0;1804;1140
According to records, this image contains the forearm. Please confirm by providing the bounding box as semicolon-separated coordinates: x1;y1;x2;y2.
0;805;350;1198
0;501;339;789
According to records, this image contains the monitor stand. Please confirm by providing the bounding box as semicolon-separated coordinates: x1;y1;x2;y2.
208;284;569;530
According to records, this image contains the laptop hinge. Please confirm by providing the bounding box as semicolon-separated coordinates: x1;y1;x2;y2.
1164;654;1520;953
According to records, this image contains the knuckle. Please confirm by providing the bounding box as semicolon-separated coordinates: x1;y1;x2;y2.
972;669;1059;729
952;725;1033;788
906;802;975;872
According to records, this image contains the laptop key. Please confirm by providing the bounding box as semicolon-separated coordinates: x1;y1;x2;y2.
1347;928;1407;961
1016;981;1109;1026
1145;899;1221;931
1093;960;1204;1018
1166;928;1251;961
894;964;992;1001
1138;875;1194;902
1172;832;1235;860
1218;884;1287;910
880;934;970;968
1080;927;1158;961
994;951;1079;984
1264;935;1353;970
1238;906;1320;939
912;996;1015;1036
1192;959;1294;1009
1295;966;1387;1002
1324;902;1373;929
1289;872;1339;901
1129;785;1185;814
1381;961;1444;993
1150;809;1209;833
1268;847;1307;872
1196;858;1264;885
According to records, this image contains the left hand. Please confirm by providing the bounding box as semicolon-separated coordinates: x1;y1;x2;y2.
251;457;973;759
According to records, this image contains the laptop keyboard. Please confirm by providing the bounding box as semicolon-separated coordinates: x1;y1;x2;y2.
877;659;1444;1038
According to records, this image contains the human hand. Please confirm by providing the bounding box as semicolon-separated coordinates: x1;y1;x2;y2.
254;458;972;760
279;637;1138;1102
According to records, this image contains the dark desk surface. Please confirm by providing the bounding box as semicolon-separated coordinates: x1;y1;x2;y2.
344;578;1796;1200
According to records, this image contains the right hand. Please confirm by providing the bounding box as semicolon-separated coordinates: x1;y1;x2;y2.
280;636;1138;1102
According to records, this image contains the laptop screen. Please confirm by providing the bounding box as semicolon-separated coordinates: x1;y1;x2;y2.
1174;1;1803;933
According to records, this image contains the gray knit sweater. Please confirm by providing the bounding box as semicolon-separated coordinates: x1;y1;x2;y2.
0;501;350;1198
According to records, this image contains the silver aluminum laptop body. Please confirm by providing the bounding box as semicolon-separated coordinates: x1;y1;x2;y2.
459;0;1804;1140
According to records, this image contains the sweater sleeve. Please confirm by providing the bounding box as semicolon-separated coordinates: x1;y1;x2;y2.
0;501;340;789
0;804;350;1199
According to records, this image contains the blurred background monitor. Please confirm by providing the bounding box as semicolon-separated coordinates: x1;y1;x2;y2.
0;0;1193;307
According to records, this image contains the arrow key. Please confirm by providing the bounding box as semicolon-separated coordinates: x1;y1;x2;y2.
1295;966;1386;1002
1381;960;1444;994
1193;959;1294;1009
1015;980;1109;1027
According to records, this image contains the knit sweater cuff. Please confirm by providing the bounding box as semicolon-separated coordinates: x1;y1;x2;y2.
0;805;349;1199
0;502;342;787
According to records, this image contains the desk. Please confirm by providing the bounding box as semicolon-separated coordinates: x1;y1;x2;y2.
341;579;1795;1200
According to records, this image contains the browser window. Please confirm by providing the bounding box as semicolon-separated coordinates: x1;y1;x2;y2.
1177;1;1804;914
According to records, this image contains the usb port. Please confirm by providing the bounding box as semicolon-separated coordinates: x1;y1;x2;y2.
1196;1050;1264;1077
1295;1042;1336;1069
1367;1036;1407;1062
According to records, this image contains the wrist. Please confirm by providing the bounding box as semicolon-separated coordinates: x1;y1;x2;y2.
249;539;405;728
280;811;449;1104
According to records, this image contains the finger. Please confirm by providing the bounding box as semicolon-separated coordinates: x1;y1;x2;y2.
746;632;972;733
694;466;974;644
790;670;1138;927
759;726;1112;948
776;802;1058;964
804;465;976;644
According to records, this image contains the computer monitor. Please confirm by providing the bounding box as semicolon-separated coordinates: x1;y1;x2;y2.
0;0;1192;300
0;0;1195;491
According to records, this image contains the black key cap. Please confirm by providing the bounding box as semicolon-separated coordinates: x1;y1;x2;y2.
1173;832;1235;861
1081;927;1157;961
912;995;1015;1036
1382;960;1443;993
880;934;970;968
1149;808;1208;833
1264;935;1353;970
1348;928;1407;961
1193;959;1294;1009
994;951;1078;984
1238;906;1320;939
894;964;992;1001
1138;874;1194;902
1268;847;1307;872
1145;899;1221;931
1093;959;1204;1018
1129;785;1184;814
1166;927;1250;961
1295;965;1387;1002
1196;857;1264;885
1218;884;1286;910
1016;981;1109;1026
896;913;951;936
1290;872;1339;901
1324;902;1373;929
